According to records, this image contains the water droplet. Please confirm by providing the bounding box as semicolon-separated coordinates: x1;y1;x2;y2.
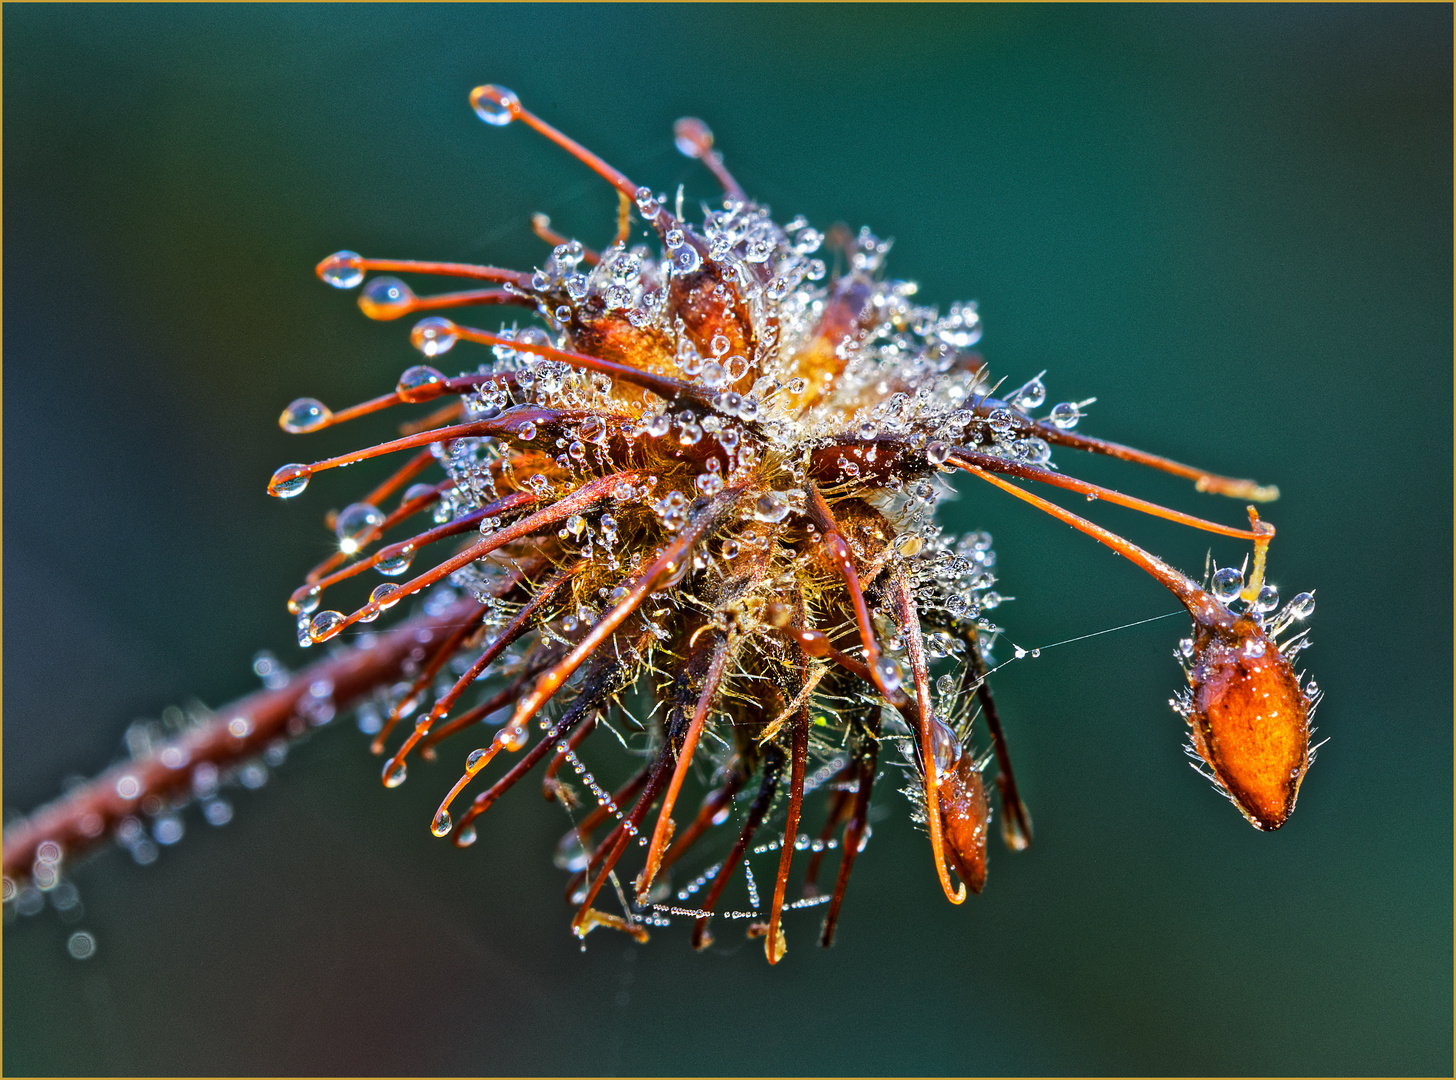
931;717;962;778
936;674;956;696
382;759;408;788
410;317;458;358
699;360;725;389
752;491;790;523
279;397;331;434
1011;376;1047;411
645;413;670;438
268;464;311;499
1244;638;1267;658
309;610;346;642
858;421;878;440
288;585;321;616
1255;585;1280;613
517;421;537;442
1304;679;1319;698
370;583;402;610
397;363;447;402
432;810;453;837
988;409;1016;436
721;538;740;559
578;415;607;444
673;244;702;274
358;276;417;320
926;441;950;466
895;533;924;556
1286;591;1316;619
470;84;518;125
1049;402;1081;429
456;824;478;847
376;546;415;577
1211;567;1243;603
336;502;385;549
874;656;903;695
319;251;364;289
678;421;703;446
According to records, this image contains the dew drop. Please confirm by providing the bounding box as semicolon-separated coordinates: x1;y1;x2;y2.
409;317;458;358
1049;402;1081;429
1304;679;1319;698
456;824;478;847
517;421;537;442
279;397;331;434
673;244;702;274
288;585;321;616
931;717;962;779
268;464;311;499
358;276;417;320
396;364;447;402
370;583;402;610
376;546;415;576
382;759;407;788
752;491;790;523
470;84;518;126
1286;591;1316;619
1255;584;1280;613
336;502;385;548
319;251;364;289
309;610;346;642
1011;376;1047;411
1211;567;1243;603
432;810;453;837
874;656;903;695
926;441;950;466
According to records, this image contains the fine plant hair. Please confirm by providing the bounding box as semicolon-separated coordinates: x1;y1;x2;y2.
2;86;1321;964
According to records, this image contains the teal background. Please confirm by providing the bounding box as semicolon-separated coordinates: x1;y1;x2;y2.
4;5;1450;1075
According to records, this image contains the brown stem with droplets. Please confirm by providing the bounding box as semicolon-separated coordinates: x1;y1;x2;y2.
1;597;485;883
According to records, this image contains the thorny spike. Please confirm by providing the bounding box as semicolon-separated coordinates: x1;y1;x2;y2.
439;321;710;407
765;703;810;964
806;486;907;705
316;253;533;287
359;283;531;322
948;448;1268;542
637;631;731;902
821;708;881;948
968;399;1280;502
889;567;967;904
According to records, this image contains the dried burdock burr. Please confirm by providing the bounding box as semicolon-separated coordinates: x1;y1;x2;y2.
3;84;1321;964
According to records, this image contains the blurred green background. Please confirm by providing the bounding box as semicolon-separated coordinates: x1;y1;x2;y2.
4;4;1450;1075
